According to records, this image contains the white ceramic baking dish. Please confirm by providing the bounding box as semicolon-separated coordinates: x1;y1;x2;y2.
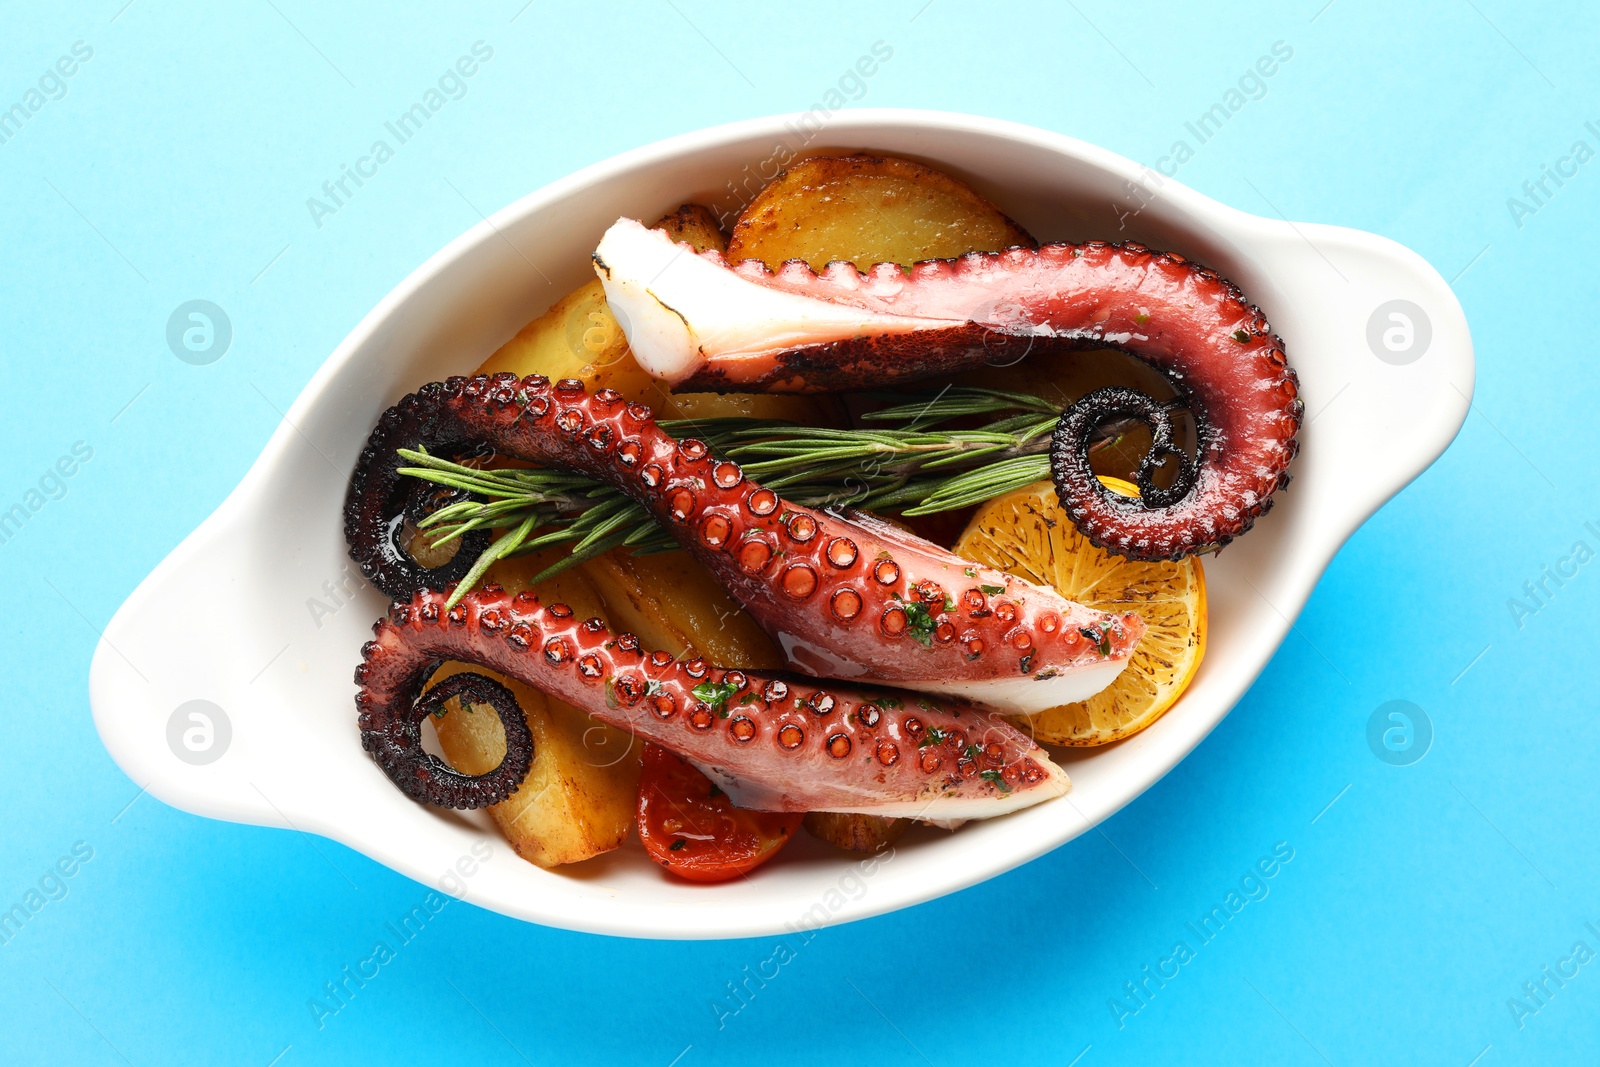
89;110;1472;938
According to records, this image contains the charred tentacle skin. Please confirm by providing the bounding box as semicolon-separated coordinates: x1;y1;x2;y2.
345;391;492;600
593;219;1305;561
356;587;1068;819
360;666;533;809
1052;387;1203;557
343;374;1142;714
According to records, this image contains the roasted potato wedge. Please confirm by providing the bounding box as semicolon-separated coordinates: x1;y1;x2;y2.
649;203;727;253
429;553;642;868
429;664;641;869
581;549;782;669
725;154;1035;272
802;811;907;854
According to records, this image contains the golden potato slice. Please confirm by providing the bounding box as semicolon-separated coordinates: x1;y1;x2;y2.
428;553;641;869
481;548;606;610
649;203;727;253
581;550;782;669
429;663;642;869
802;811;907;854
478;279;630;386
725;154;1034;272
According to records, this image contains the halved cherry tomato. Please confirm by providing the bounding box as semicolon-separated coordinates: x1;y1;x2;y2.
636;744;803;883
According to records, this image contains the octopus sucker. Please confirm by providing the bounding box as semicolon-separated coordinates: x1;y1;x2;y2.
344;375;1143;715
358;587;1068;820
593;218;1303;561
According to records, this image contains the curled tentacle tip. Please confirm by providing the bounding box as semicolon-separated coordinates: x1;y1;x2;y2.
370;669;534;810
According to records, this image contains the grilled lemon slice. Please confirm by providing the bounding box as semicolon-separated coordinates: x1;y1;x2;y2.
953;478;1206;745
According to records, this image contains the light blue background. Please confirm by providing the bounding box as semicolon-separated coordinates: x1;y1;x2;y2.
3;1;1596;1063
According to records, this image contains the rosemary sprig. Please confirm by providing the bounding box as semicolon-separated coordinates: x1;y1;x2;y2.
399;388;1129;607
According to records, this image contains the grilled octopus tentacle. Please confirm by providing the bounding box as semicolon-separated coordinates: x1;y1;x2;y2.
345;402;493;601
344;374;1143;715
593;218;1303;561
357;588;1068;819
369;668;533;809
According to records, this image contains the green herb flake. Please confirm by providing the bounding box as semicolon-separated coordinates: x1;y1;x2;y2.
918;726;948;749
980;584;1005;596
1231;329;1251;344
963;567;977;578
692;680;740;715
900;599;938;647
980;769;1013;794
1135;313;1150;325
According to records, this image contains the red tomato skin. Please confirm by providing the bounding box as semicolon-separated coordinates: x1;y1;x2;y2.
636;745;803;883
